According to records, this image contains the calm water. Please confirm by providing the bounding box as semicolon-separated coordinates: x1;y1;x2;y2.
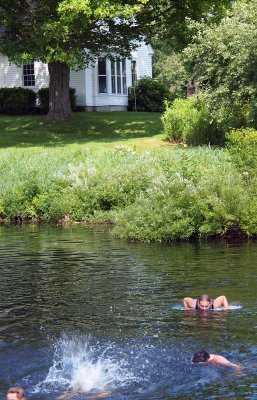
0;225;257;399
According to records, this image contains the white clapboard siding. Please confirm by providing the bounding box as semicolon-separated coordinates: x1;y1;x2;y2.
135;44;153;79
70;69;85;106
0;55;22;87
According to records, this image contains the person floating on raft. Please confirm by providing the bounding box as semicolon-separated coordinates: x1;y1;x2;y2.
183;294;228;310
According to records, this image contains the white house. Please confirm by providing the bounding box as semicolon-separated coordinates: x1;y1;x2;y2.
0;43;153;111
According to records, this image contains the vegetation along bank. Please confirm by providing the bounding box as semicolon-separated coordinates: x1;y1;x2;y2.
0;115;256;242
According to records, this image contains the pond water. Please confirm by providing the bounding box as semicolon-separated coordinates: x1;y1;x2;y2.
0;225;257;399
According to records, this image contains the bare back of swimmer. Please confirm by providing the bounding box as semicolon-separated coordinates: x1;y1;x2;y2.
192;351;241;369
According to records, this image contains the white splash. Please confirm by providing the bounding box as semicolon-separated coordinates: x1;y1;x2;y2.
36;334;136;394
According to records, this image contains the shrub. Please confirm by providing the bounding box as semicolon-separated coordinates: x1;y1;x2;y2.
162;98;198;142
162;97;223;146
0;87;36;114
38;88;76;113
1;174;40;219
226;128;257;174
1;146;257;240
112;148;257;241
128;77;170;112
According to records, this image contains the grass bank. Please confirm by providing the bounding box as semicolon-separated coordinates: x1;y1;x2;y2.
0;112;256;241
0;112;164;150
0;140;256;241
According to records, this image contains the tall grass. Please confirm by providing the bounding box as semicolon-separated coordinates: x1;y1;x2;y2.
0;145;256;241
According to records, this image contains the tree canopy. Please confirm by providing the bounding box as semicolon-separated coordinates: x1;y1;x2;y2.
183;0;257;130
0;0;148;68
141;0;233;51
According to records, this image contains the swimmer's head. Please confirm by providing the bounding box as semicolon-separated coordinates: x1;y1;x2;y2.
198;294;211;302
192;351;210;363
6;387;26;400
197;294;213;310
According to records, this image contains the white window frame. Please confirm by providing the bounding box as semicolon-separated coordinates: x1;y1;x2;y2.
110;58;127;95
98;57;107;94
23;63;35;87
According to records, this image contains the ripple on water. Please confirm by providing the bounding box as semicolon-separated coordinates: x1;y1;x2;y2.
0;225;257;399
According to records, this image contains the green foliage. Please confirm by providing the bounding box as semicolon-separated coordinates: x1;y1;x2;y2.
0;1;149;68
226;128;257;174
128;77;170;112
0;145;257;240
113;147;257;241
162;97;223;145
183;0;257;133
162;98;197;142
1;173;40;219
0;87;36;114
153;51;189;101
142;0;231;51
38;88;76;113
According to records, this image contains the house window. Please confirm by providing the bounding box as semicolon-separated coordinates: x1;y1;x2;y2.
131;60;137;85
117;59;121;93
23;63;35;86
122;59;127;93
110;58;127;94
98;57;107;93
111;60;116;94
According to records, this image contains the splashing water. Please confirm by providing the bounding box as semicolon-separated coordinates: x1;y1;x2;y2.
35;334;137;395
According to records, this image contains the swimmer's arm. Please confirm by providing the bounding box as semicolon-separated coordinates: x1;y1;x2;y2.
213;295;229;309
183;297;197;309
57;389;82;400
86;390;111;399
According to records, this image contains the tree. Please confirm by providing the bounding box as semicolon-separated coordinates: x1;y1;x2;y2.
0;0;148;121
139;0;233;51
183;0;257;132
0;0;232;121
146;0;232;103
153;51;189;101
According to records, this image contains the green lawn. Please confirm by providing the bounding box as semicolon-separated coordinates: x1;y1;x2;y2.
0;111;165;150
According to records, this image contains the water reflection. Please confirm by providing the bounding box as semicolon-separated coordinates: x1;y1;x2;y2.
0;225;257;398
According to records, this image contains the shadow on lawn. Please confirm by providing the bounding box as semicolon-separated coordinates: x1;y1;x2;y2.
0;112;163;148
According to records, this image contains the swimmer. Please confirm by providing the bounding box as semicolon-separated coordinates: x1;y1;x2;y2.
192;351;241;369
6;387;27;400
183;294;228;310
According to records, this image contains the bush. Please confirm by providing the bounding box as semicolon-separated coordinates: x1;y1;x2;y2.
112;148;257;241
226;128;257;174
0;87;36;114
162;98;198;142
1;146;257;240
38;88;76;113
162;97;224;146
128;77;170;112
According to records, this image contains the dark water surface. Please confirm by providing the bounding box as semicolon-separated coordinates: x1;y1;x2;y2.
0;225;257;399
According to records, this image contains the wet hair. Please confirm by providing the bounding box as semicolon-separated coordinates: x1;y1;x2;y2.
198;294;212;303
6;387;27;400
192;351;210;363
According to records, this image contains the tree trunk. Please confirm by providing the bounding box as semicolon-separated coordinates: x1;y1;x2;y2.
47;61;72;121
